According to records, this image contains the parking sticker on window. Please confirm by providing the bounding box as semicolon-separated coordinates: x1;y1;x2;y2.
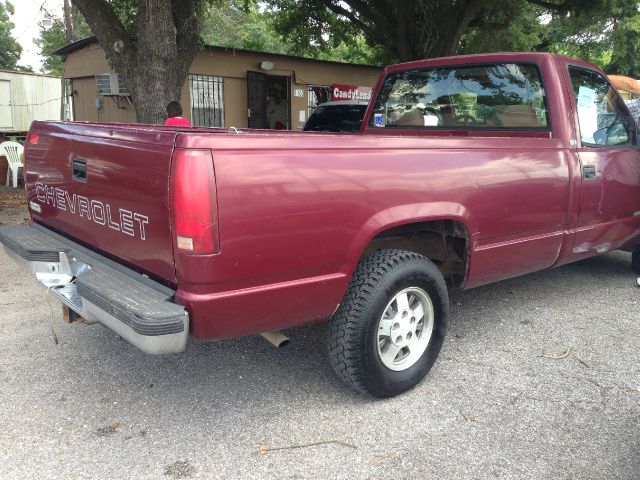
374;113;384;127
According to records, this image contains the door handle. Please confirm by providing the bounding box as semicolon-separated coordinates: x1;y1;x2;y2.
72;159;87;182
582;165;596;180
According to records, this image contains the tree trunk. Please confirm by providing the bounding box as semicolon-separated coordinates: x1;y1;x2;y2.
129;0;182;124
390;0;483;61
71;0;201;124
426;0;482;58
129;63;184;125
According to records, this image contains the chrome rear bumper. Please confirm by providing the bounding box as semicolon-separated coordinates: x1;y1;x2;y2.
0;223;188;354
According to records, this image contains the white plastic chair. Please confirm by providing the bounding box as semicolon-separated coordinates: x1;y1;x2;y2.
1;141;24;187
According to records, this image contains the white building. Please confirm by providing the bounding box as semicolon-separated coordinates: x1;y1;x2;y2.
0;70;63;135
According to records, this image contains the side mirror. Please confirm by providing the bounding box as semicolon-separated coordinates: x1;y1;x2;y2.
593;127;608;145
593;122;629;146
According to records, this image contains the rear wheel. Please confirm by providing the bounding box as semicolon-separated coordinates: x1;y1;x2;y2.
328;249;448;397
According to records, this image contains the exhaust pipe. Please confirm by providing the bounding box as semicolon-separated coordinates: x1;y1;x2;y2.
260;331;290;348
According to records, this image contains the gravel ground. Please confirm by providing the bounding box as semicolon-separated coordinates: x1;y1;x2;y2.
0;186;30;227
1;190;639;479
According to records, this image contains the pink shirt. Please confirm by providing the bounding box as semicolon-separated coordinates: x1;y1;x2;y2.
165;116;191;127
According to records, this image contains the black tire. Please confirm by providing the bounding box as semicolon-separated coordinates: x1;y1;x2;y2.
632;247;640;274
328;249;448;398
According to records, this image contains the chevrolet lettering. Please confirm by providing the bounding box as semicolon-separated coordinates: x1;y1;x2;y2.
34;183;149;240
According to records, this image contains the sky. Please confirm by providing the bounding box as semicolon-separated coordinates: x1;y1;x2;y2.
9;0;63;71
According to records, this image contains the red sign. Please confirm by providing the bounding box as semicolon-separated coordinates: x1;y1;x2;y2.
331;84;372;102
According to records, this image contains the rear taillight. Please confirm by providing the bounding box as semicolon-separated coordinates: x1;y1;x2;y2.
171;149;219;255
24;132;35;195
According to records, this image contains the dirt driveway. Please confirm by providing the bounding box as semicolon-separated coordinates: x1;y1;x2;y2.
0;186;29;226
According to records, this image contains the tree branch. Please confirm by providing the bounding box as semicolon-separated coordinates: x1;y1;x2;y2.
468;19;511;29
319;0;390;49
534;39;552;50
343;0;392;32
71;0;136;69
452;0;484;40
394;1;416;61
425;0;484;58
319;0;370;32
525;0;570;12
172;0;200;56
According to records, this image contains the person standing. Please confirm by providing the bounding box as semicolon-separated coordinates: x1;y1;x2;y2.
607;75;640;125
164;101;191;126
607;75;640;286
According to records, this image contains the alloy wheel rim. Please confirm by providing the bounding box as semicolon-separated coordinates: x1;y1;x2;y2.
376;287;434;371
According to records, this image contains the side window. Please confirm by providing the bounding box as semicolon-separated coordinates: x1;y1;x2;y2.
568;66;636;147
369;63;549;130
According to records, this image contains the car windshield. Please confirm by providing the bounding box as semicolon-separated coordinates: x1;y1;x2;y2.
304;104;368;132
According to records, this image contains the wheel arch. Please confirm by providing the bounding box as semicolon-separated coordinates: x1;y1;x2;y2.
346;203;475;290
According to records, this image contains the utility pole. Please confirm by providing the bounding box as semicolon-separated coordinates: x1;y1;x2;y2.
62;0;74;121
63;0;73;41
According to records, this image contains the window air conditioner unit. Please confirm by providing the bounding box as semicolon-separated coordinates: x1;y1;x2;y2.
96;72;130;96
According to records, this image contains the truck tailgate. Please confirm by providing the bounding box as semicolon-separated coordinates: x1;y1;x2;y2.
25;121;178;284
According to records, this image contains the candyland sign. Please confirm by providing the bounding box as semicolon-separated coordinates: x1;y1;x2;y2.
331;84;372;101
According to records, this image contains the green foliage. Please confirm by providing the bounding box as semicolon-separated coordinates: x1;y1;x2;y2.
201;1;292;54
201;0;382;64
36;0;380;71
313;35;390;65
266;0;383;64
459;0;640;76
34;0;142;75
34;6;91;75
459;0;544;55
109;0;138;33
34;26;64;75
608;14;640;75
36;0;640;78
0;1;23;70
266;0;640;74
544;16;614;68
538;1;640;74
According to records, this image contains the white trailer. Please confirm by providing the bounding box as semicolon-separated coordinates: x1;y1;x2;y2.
0;70;62;136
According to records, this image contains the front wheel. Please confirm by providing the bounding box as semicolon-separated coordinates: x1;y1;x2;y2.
328;249;448;397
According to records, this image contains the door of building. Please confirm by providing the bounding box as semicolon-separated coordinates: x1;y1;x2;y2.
0;80;12;129
247;71;267;129
265;75;290;129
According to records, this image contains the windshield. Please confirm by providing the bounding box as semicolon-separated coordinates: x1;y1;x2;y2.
303;104;368;132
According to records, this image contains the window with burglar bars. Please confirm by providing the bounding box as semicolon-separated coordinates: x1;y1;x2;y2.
308;85;331;118
189;74;224;127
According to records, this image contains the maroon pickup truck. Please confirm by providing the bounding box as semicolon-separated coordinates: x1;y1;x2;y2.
2;52;640;397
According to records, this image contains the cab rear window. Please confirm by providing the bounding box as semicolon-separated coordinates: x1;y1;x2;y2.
369;63;549;130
